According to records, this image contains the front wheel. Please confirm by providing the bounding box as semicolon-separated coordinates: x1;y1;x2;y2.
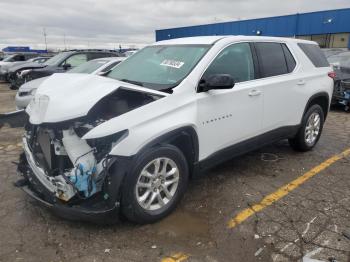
289;104;325;152
121;145;189;224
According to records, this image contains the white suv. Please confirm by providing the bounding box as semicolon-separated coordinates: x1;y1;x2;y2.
17;36;334;224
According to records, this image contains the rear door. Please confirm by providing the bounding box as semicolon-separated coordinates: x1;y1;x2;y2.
253;42;301;132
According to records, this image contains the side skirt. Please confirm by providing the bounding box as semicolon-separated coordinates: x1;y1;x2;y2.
194;125;300;175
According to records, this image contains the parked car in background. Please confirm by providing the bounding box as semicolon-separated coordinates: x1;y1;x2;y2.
124;50;138;57
16;36;333;224
327;51;350;111
10;49;122;89
15;57;125;109
5;57;52;86
322;48;347;58
0;53;41;81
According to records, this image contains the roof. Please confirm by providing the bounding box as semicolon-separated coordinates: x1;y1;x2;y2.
91;57;126;62
152;35;317;46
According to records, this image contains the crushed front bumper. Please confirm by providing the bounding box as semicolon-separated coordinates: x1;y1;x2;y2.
15;137;121;224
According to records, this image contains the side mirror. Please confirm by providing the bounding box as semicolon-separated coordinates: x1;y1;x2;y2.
197;74;235;93
62;63;72;70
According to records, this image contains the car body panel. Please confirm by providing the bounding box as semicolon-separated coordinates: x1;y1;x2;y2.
26;73;168;124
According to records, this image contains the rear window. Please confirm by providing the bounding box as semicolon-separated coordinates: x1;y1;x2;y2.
298;43;329;67
255;42;289;77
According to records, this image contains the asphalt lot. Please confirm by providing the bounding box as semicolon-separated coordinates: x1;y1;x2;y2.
0;82;349;262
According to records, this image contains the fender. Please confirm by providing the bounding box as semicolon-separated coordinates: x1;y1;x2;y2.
104;126;199;205
303;92;330;120
136;126;199;166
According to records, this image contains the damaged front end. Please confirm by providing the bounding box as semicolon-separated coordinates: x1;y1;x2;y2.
16;81;165;223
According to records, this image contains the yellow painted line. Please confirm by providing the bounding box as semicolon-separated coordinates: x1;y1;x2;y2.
228;148;350;229
161;252;189;262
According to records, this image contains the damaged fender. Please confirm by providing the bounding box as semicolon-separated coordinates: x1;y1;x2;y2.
83;90;200;157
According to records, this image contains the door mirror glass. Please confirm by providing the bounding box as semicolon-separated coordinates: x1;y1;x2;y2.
197;74;235;92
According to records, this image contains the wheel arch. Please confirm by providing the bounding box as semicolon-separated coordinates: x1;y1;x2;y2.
304;92;330;120
136;126;199;177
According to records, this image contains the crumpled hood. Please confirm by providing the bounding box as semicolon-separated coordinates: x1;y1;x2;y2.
26;73;167;124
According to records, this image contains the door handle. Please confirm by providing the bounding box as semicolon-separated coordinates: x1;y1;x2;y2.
297;80;306;86
248;89;262;97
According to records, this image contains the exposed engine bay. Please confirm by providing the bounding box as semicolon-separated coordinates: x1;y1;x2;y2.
22;87;163;202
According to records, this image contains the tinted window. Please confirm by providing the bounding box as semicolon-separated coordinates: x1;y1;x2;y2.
298;43;329;67
255;43;288;77
203;43;255;83
282;44;296;72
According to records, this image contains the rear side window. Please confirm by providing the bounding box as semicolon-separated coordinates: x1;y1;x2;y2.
254;43;288;77
298;43;329;67
282;44;296;72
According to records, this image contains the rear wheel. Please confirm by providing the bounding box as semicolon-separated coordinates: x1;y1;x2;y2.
121;145;189;224
289;104;324;152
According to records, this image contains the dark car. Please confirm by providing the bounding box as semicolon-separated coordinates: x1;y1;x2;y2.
9;50;123;89
0;53;41;81
7;57;52;89
327;52;350;111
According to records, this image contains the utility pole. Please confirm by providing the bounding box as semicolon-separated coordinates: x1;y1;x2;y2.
43;28;48;51
63;33;67;50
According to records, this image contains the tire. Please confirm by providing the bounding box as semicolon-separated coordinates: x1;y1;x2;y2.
289;104;325;152
121;145;189;224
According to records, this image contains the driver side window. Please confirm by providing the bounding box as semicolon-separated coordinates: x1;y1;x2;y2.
64;54;88;67
203;43;255;83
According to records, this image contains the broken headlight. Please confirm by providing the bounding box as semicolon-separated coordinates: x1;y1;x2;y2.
86;129;129;161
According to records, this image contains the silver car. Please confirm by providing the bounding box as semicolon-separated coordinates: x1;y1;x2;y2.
15;57;125;109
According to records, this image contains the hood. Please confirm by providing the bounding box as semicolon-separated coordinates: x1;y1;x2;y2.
9;62;45;72
26;73;167;124
19;76;49;91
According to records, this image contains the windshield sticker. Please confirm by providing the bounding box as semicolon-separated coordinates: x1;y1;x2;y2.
160;59;184;69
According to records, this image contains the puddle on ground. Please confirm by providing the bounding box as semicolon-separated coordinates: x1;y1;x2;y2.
153;210;209;238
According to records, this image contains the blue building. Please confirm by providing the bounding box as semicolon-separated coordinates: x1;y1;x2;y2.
156;8;350;48
2;46;48;54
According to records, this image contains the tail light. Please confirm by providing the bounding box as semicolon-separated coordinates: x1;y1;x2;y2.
328;71;336;79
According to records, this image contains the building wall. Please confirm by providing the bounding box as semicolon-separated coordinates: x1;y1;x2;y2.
156;8;350;48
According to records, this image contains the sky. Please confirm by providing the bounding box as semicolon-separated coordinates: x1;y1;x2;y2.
0;0;350;50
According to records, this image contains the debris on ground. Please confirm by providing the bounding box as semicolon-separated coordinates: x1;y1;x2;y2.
254;247;264;256
342;229;350;240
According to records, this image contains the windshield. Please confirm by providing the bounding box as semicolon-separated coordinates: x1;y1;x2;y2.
69;59;108;74
3;55;16;62
107;45;210;90
328;53;350;68
44;52;69;66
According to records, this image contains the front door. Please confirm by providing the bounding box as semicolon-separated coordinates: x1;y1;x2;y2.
196;42;263;161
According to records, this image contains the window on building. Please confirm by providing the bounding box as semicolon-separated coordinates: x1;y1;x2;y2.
203;43;255;83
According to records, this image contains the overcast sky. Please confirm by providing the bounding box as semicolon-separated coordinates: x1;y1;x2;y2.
0;0;349;50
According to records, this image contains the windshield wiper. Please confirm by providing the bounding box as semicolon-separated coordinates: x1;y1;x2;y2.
120;78;143;87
